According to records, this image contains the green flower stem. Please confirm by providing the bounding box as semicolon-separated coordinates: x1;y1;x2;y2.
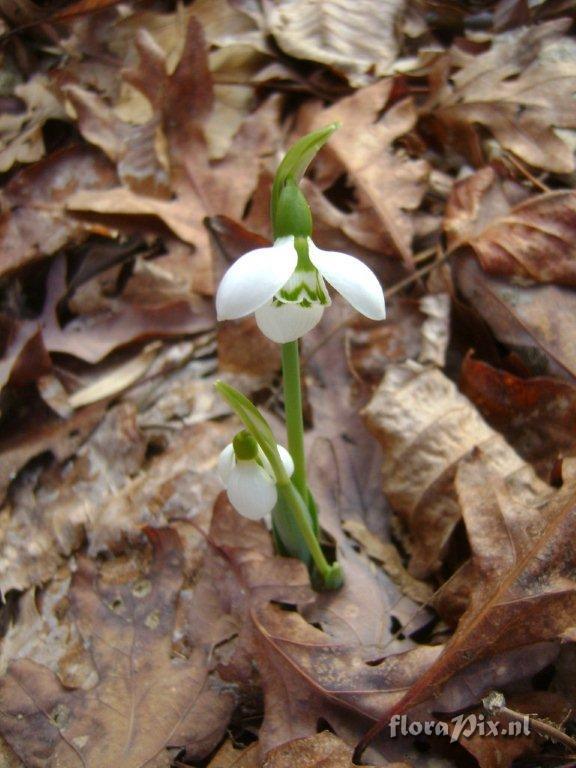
281;341;307;500
277;480;339;585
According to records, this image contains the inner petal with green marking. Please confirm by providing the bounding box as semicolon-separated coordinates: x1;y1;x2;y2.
276;236;331;307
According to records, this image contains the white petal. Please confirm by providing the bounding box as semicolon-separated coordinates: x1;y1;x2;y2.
217;444;235;484
226;462;278;520
277;445;295;477
216;237;298;320
308;241;386;321
255;301;324;343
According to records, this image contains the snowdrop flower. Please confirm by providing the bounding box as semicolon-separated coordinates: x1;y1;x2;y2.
215;235;386;343
218;431;294;521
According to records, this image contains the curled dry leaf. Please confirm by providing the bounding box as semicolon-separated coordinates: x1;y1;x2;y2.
265;0;407;87
424;19;576;172
0;528;234;767
362;361;549;577
455;252;576;381
311;79;429;264
445;167;576;285
41;256;215;365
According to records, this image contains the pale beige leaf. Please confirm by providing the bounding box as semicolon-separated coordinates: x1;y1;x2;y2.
362;363;550;577
266;0;407;86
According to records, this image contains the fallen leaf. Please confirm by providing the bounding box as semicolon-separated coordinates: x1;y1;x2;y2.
342;520;434;604
460;355;576;480
67;342;160;408
360;459;576;741
362;361;550;576
0;75;66;171
455;252;576;381
0;145;117;277
41;256;215;364
424;19;576;172
311;80;429;264
445;167;576;285
263;731;390;767
204;497;441;761
0;400;106;503
0;528;234;767
265;0;408;87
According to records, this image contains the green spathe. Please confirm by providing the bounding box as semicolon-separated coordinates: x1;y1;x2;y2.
271;123;339;239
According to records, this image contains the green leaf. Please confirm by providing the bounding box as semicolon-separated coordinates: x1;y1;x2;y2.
215;381;288;481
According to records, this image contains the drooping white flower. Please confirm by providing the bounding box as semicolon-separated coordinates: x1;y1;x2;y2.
215;236;386;343
217;437;294;521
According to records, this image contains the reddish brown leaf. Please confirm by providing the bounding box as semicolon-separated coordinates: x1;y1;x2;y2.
460;355;576;479
455;252;576;381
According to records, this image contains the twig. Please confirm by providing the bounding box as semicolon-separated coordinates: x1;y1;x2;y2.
483;691;576;752
505;152;551;193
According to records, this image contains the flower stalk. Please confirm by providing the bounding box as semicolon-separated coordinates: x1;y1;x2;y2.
215;124;386;591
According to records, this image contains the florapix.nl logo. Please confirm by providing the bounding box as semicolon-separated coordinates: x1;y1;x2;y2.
388;713;531;743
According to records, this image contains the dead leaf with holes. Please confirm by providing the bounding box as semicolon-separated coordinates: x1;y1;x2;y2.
0;528;234;767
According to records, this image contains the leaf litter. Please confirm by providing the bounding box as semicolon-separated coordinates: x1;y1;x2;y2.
2;2;576;768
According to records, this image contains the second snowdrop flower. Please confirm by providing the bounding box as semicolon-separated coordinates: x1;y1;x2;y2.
218;430;294;522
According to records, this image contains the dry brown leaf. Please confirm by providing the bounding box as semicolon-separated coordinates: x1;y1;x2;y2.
265;0;407;87
204;497;441;760
362;361;550;576
342;519;434;604
0;145;117;277
263;731;392;767
0;76;66;171
460;355;576;480
455;252;576;381
67;342;160;408
0;401;106;503
361;459;576;738
0;528;234;767
424;19;576;172
445;167;576;285
311;80;429;264
41;256;214;364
